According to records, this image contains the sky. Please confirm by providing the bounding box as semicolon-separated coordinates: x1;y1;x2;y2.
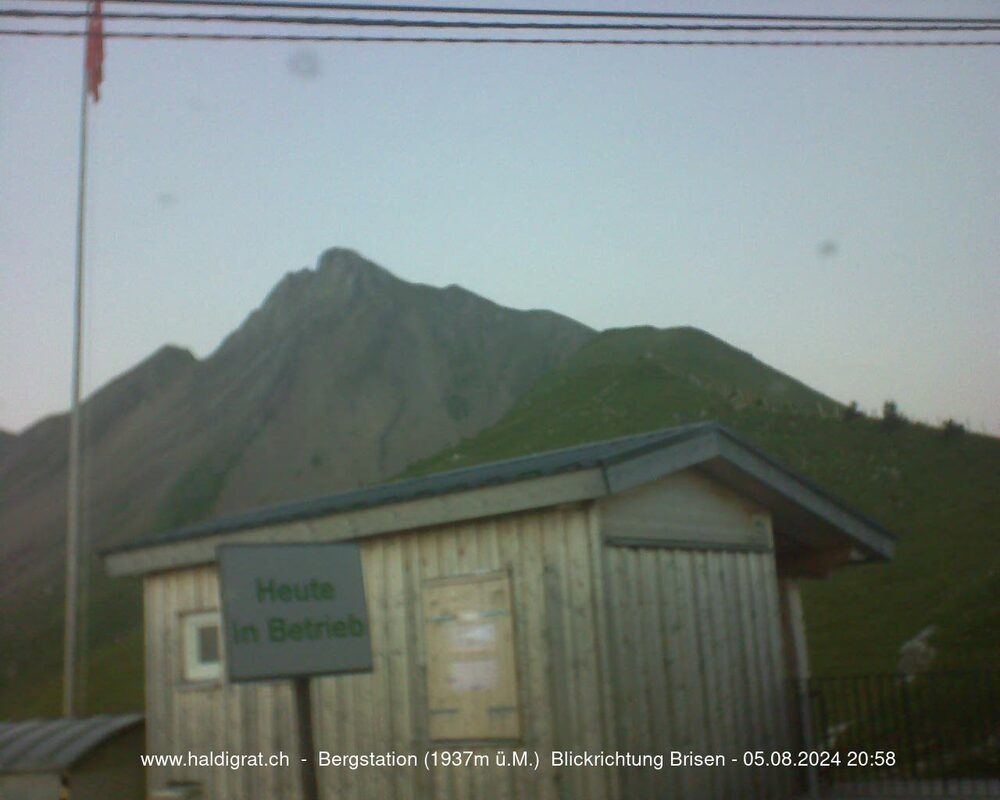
1;1;998;435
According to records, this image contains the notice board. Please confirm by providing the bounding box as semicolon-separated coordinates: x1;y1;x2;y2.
422;571;520;741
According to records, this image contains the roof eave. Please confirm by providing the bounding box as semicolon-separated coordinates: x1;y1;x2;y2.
105;424;896;577
105;468;609;577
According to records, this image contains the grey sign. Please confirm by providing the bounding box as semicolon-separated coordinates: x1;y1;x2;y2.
217;543;373;681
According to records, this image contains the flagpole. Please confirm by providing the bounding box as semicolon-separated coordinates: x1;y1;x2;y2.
63;2;93;720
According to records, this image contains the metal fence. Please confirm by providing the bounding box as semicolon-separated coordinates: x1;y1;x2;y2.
801;671;999;797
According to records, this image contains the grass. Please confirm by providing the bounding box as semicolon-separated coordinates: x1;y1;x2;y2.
0;559;143;718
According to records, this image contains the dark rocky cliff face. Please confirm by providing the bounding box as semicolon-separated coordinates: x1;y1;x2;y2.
0;430;15;463
196;246;596;511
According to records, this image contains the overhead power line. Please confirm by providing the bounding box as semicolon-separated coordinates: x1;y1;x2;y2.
5;8;998;32
3;28;998;46
6;1;997;47
9;0;1000;26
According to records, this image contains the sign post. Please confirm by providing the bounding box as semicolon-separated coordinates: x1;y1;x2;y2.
217;543;373;800
294;677;319;800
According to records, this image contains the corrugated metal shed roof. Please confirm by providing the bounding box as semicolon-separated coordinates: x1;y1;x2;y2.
0;714;143;774
110;422;715;554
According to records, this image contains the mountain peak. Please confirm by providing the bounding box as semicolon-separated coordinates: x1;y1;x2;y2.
317;246;375;271
317;247;396;291
260;248;396;313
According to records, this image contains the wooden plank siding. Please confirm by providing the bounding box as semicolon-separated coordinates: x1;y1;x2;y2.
143;505;612;800
141;468;798;800
599;546;792;799
596;471;795;799
144;564;301;799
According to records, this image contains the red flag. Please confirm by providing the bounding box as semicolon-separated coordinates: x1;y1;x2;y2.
85;0;104;102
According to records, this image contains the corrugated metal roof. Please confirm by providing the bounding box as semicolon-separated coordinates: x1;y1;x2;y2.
111;422;715;554
0;714;143;774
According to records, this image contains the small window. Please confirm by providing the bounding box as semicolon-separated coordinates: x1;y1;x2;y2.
182;611;222;682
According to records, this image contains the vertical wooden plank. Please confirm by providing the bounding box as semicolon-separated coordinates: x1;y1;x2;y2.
313;677;333;798
720;552;752;799
164;572;182;786
568;508;599;800
326;675;343;800
734;553;768;799
652;550;683;800
622;546;651;800
627;547;650;764
467;518;496;800
419;530;448;800
220;671;241;797
722;552;749;798
278;681;298;800
482;516;503;570
691;550;726;799
452;524;475;800
727;552;752;798
619;545;642;800
436;527;462;800
384;535;413;800
404;533;433;800
715;552;740;800
144;577;165;792
655;551;680;794
465;521;492;800
346;542;375;800
713;551;741;800
311;678;331;800
564;509;606;800
498;514;529;800
369;538;395;800
623;545;648;799
184;569;208;799
663;551;702;799
638;548;671;800
586;504;619;800
245;683;261;799
699;551;731;799
175;570;198;788
544;508;583;800
521;512;557;800
200;567;229;800
603;545;641;800
484;517;516;800
761;552;794;797
180;569;200;766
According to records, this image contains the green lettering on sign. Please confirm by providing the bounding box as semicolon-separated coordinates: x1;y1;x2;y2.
258;615;367;645
257;578;337;603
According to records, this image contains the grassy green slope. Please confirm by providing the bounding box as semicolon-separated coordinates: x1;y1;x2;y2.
404;327;999;675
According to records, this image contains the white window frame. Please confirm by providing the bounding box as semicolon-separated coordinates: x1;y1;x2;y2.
182;610;223;683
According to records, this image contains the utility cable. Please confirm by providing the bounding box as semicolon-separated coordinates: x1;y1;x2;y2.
8;0;1000;26
3;28;998;45
4;8;998;32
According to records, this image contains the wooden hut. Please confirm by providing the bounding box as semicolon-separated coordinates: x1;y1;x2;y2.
105;422;894;800
0;714;144;800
